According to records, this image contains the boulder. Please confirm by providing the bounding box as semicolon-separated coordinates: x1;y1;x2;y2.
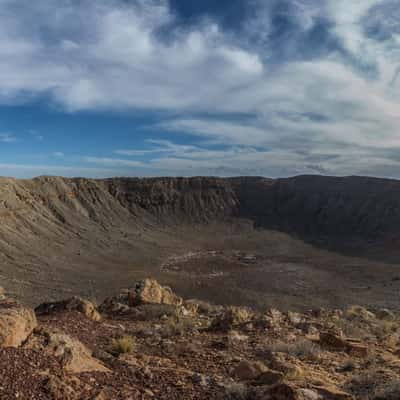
44;332;110;374
211;306;254;331
253;383;354;400
313;385;354;400
228;330;249;346
98;296;130;315
127;279;182;307
267;383;300;400
232;360;268;381
257;369;285;385
319;331;348;351
345;306;375;321
0;300;37;347
319;332;368;357
376;308;396;321
35;297;101;322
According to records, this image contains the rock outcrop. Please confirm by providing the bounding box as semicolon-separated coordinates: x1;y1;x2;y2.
0;299;37;347
35;297;101;322
0;278;397;399
127;279;183;307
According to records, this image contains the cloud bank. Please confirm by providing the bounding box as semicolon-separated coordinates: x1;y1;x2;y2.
0;0;399;177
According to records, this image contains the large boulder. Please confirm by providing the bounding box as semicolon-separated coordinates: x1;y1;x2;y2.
127;279;182;307
45;332;110;374
0;299;37;347
211;306;254;331
319;331;368;357
35;297;101;322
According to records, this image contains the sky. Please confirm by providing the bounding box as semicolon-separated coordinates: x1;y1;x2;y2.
0;0;399;178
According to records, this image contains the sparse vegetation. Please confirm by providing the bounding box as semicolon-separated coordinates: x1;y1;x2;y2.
110;335;135;355
267;339;321;361
163;315;197;337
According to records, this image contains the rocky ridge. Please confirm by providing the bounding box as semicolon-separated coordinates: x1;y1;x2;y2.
0;280;399;399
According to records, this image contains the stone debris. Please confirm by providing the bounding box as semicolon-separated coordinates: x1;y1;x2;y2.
0;278;397;399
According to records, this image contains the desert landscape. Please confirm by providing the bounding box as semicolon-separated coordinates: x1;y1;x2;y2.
0;0;399;397
0;175;400;399
0;175;399;311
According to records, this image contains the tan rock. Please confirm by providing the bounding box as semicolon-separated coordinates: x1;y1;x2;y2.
319;331;368;357
267;383;300;400
0;300;37;347
35;297;101;322
319;331;348;351
228;330;249;346
45;332;110;374
67;297;101;322
232;360;268;381
346;341;368;358
257;369;284;385
211;306;254;331
44;375;78;400
313;384;354;400
127;279;182;307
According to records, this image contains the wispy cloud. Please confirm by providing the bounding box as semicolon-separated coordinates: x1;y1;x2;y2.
83;157;143;168
0;0;398;177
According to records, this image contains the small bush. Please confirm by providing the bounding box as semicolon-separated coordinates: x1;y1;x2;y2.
110;335;135;355
267;339;321;361
333;318;367;339
163;316;197;337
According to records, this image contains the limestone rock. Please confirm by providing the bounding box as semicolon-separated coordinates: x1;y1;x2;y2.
0;300;37;348
319;332;368;357
127;279;182;307
45;332;110;374
232;360;268;381
35;297;101;322
313;384;354;400
211;306;254;331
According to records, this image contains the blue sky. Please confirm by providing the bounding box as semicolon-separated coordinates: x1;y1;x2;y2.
0;0;399;178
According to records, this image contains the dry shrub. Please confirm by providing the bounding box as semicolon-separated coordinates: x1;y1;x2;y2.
163;316;197;337
267;339;321;361
110;335;135;355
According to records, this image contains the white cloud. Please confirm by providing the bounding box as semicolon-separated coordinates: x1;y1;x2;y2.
0;0;398;177
83;157;143;168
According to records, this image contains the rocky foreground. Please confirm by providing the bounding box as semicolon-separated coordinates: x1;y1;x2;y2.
0;281;399;400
